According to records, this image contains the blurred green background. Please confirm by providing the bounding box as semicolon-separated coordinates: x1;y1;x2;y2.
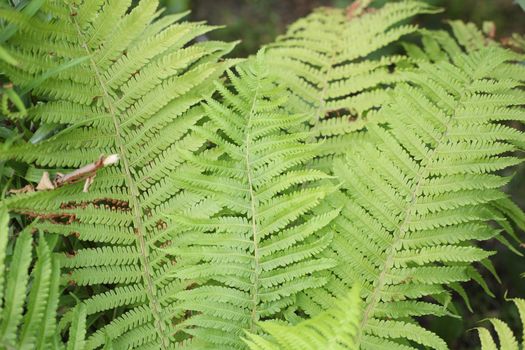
159;0;525;57
153;1;524;349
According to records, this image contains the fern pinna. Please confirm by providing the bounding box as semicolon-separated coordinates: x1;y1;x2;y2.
477;298;525;350
263;1;439;157
166;55;339;349
0;0;235;348
299;38;525;348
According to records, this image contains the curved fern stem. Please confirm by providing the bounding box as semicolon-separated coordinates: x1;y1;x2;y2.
245;77;263;332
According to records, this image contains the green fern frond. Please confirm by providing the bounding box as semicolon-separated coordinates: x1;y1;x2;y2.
263;1;440;156
299;41;525;348
67;303;87;350
0;1;236;348
477;298;525;350
165;54;338;349
0;208;62;350
244;284;362;350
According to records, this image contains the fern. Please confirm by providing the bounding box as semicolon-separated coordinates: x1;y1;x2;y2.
0;1;235;348
298;35;525;348
477;298;525;350
0;1;524;349
0;207;63;349
166;54;338;349
263;1;439;157
244;284;362;350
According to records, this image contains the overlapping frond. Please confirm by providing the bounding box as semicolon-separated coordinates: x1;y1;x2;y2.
0;1;235;348
165;54;338;349
298;37;525;349
263;0;439;156
477;298;525;350
244;284;362;350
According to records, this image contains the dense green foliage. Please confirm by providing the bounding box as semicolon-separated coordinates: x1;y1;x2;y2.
0;0;524;349
0;208;87;349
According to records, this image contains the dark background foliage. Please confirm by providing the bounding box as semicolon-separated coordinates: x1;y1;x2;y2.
160;0;525;57
153;1;525;348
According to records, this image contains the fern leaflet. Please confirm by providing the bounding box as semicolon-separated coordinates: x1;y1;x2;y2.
477;298;525;350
